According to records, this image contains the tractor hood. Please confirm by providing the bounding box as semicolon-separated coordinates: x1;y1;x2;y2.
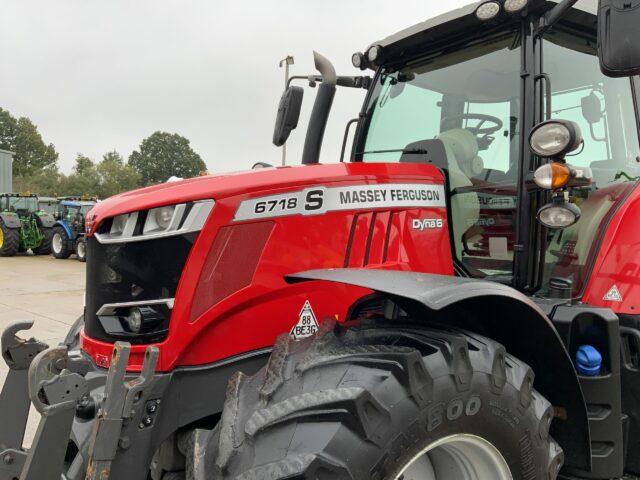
85;162;443;235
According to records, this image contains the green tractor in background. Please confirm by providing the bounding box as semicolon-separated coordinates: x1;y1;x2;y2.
0;193;55;257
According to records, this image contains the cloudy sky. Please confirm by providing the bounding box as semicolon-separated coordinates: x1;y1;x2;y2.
1;0;471;174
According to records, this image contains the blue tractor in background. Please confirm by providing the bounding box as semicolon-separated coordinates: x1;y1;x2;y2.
51;197;97;262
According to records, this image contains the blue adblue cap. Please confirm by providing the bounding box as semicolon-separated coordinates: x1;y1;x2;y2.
576;345;602;376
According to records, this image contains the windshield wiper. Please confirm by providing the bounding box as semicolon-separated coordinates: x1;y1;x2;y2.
357;148;429;156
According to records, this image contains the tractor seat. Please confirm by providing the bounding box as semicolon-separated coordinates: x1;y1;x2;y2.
400;129;481;258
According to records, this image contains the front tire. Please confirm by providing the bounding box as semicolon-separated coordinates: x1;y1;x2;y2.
0;221;20;257
208;322;564;479
52;226;72;259
75;237;87;262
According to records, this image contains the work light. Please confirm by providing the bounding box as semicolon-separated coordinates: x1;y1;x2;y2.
352;52;366;69
504;0;529;13
475;1;501;21
529;119;582;158
366;45;383;63
537;198;581;229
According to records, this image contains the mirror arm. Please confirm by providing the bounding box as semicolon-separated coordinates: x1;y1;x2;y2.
287;75;372;89
537;0;580;36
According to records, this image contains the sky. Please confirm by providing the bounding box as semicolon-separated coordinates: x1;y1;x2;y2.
0;0;472;174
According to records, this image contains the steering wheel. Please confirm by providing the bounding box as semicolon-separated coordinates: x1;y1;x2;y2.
441;113;504;150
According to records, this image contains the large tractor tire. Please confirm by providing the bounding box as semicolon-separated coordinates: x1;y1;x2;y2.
75;237;87;262
33;226;53;255
52;226;73;259
208;321;564;480
0;220;20;257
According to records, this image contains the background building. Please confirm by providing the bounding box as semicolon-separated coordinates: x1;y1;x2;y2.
0;149;14;193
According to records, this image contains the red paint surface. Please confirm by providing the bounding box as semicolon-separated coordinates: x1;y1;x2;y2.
582;183;640;313
81;163;454;371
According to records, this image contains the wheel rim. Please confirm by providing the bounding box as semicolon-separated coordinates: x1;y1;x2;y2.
0;228;4;249
52;233;62;253
77;241;85;258
395;434;512;480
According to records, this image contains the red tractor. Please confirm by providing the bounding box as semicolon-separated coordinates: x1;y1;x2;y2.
2;0;640;479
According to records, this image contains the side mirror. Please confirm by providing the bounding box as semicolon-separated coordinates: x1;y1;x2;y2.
598;0;640;77
581;93;603;124
272;86;304;147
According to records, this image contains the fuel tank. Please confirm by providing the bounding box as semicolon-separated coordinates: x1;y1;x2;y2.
81;162;453;371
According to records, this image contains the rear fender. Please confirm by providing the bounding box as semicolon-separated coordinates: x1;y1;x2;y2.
55;220;73;238
287;268;590;471
0;213;21;229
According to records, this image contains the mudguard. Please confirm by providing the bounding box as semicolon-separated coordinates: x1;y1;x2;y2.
287;268;591;471
54;220;73;238
37;213;55;228
0;213;21;230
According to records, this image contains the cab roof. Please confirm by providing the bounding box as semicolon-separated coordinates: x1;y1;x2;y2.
368;0;596;67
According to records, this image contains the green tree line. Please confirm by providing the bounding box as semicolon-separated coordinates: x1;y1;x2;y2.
0;107;207;198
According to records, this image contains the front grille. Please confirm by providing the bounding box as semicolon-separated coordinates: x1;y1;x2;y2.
84;234;196;342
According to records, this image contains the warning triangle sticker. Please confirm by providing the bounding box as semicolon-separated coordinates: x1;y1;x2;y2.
290;300;320;340
603;285;623;302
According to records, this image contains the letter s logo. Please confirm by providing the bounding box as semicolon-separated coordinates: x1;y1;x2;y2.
305;190;324;211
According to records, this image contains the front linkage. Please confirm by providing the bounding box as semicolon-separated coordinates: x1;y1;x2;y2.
0;322;158;480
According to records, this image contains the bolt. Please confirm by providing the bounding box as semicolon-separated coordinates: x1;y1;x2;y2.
118;437;131;450
138;423;145;429
3;453;13;465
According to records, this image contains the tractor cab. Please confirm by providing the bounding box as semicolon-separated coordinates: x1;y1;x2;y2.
342;0;640;299
1;192;40;216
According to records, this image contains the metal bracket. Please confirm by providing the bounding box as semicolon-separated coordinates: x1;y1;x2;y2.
0;322;48;480
85;342;158;480
17;346;89;480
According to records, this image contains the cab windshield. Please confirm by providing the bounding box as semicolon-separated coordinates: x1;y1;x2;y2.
6;196;38;213
360;32;522;282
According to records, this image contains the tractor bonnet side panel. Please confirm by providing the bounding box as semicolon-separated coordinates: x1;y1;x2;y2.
80;163;454;371
582;182;640;313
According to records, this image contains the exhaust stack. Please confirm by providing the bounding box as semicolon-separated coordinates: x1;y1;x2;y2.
302;51;337;165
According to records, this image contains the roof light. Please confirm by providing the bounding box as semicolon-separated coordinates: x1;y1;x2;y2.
366;45;383;63
475;1;501;21
529;119;583;158
504;0;529;13
352;52;366;70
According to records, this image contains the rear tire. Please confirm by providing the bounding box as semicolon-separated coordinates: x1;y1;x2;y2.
208;321;564;480
52;226;72;259
0;221;19;257
33;226;53;255
75;237;87;262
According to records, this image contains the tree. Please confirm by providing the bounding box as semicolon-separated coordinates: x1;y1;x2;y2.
129;132;206;186
63;154;100;196
0;108;18;152
96;150;140;198
0;108;58;176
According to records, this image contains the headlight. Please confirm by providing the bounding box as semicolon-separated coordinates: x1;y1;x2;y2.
110;213;130;235
96;200;215;244
504;0;529;13
125;308;143;333
537;200;581;229
475;1;501;21
529;119;582;158
154;205;176;230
